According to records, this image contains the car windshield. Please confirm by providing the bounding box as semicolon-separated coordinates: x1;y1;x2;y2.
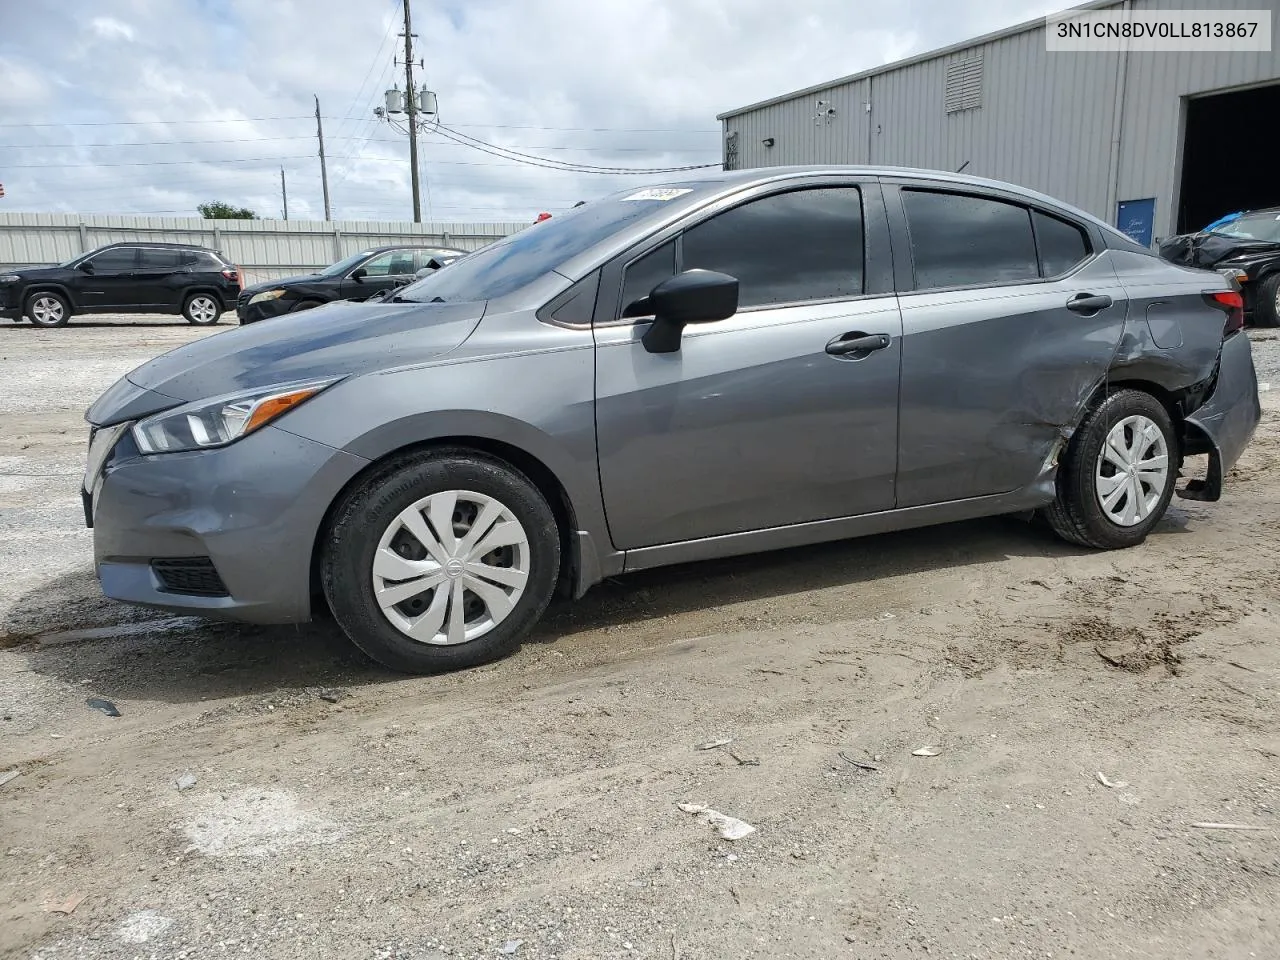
1210;212;1280;243
395;184;712;303
318;251;375;278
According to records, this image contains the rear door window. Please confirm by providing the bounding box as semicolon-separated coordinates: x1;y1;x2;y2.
1033;210;1091;277
902;190;1039;289
138;248;182;268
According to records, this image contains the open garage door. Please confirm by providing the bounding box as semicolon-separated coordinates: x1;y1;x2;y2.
1178;82;1280;233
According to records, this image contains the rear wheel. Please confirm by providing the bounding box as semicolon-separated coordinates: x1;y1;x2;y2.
1253;274;1280;328
1042;389;1176;549
321;451;560;673
25;291;70;328
183;293;221;325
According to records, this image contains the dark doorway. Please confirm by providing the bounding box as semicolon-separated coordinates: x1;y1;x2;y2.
1178;82;1280;233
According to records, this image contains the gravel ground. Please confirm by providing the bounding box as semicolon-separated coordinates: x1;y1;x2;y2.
1;317;1278;960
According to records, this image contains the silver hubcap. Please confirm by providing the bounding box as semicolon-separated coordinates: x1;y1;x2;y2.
371;490;530;645
31;296;64;324
189;296;217;323
1095;415;1169;527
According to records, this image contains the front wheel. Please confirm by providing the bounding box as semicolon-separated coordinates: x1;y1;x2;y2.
183;293;222;325
1041;389;1176;549
1252;274;1280;328
321;451;561;673
25;291;70;327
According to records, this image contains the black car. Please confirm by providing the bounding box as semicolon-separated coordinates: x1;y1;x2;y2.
0;242;241;328
236;245;467;325
1159;207;1280;326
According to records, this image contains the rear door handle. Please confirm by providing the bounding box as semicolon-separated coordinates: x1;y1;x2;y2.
826;332;891;357
1066;293;1113;314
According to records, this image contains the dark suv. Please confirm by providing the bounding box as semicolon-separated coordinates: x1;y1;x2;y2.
236;244;466;324
0;242;240;328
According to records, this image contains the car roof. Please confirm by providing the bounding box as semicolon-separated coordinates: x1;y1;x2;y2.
363;244;469;254
97;241;221;252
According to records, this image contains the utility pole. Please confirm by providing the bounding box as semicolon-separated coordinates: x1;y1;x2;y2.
315;95;331;221
400;0;422;223
280;166;288;220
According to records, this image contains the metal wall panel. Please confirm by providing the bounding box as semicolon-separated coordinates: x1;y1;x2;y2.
0;213;523;285
723;0;1280;238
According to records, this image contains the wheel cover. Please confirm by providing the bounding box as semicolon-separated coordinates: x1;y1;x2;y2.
189;296;217;322
370;489;531;645
31;296;64;323
1094;414;1169;527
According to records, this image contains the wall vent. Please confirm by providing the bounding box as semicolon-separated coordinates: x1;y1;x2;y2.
944;55;983;113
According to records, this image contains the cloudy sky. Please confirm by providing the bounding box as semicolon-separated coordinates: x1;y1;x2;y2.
0;0;1067;225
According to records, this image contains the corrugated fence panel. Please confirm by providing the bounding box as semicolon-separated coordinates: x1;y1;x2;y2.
0;214;524;283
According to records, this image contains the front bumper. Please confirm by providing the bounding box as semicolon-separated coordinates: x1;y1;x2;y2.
1180;331;1262;501
237;293;296;325
88;424;370;623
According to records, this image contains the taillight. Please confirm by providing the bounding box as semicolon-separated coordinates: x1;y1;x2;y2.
221;266;240;284
1204;290;1244;338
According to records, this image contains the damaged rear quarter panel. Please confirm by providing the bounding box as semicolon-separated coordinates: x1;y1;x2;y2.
895;254;1127;508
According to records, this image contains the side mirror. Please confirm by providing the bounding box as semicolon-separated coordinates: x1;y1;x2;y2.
78;260;95;274
641;269;739;354
350;266;367;282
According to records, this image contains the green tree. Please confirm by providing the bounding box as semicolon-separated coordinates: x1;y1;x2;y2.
197;201;258;220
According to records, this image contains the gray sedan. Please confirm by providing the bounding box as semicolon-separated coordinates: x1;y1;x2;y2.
82;166;1261;673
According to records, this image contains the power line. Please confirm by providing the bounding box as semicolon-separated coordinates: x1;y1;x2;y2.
0;117;720;133
0;116;314;128
429;123;719;175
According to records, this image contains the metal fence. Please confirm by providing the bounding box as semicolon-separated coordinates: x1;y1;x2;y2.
0;213;525;286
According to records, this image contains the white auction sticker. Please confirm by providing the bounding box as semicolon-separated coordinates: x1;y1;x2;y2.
620;188;693;202
1046;9;1271;51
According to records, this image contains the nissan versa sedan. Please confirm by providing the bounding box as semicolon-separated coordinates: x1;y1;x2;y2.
82;166;1261;674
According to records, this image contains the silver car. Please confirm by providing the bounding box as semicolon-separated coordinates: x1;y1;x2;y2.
83;167;1261;673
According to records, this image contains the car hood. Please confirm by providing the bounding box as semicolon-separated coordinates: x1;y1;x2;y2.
241;273;329;296
6;265;66;278
87;299;487;423
1159;232;1280;269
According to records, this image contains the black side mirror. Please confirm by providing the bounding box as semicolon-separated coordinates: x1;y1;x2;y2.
78;260;95;274
641;269;739;354
350;266;367;282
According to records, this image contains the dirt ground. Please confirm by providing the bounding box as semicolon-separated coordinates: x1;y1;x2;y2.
1;317;1277;960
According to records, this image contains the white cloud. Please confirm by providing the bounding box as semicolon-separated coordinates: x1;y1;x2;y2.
90;16;136;41
0;0;1071;224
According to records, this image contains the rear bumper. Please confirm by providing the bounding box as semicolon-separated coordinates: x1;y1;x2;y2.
1180;331;1261;501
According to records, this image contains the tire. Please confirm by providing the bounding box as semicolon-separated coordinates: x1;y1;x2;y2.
1041;389;1177;549
25;291;70;328
182;293;222;326
1252;273;1280;328
321;450;561;673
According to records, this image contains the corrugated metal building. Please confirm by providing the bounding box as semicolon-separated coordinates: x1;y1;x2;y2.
717;0;1280;243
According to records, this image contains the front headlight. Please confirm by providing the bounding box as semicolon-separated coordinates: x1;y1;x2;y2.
132;378;339;455
0;275;21;284
248;288;287;305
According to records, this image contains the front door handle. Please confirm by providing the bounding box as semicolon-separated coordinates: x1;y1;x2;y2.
826;332;891;357
1066;293;1113;314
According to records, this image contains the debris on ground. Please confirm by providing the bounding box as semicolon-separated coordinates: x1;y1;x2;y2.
677;802;756;840
174;771;197;791
912;747;941;757
0;769;19;789
727;748;760;766
310;687;350;704
695;738;732;751
42;891;85;914
86;697;121;717
1095;771;1129;789
1189;822;1267;831
838;752;879;771
498;939;524;955
115;910;175;944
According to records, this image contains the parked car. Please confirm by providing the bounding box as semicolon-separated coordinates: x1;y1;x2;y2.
0;242;240;328
1158;207;1280;326
83;166;1260;674
236;245;468;324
